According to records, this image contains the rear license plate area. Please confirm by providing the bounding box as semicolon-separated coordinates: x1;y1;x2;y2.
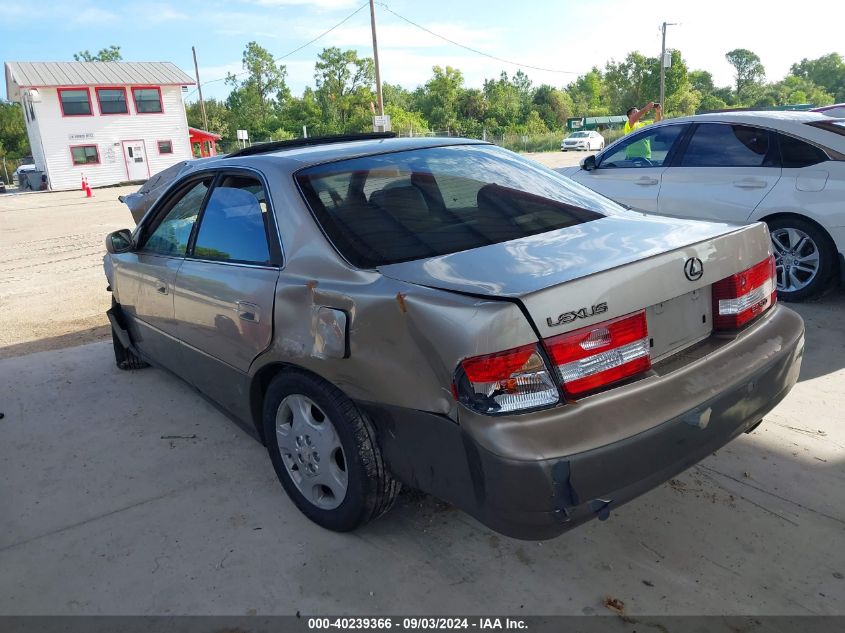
646;287;713;362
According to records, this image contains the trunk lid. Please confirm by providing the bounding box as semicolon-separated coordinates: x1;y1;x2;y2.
378;213;772;354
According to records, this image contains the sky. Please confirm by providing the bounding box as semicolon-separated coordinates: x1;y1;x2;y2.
1;0;843;104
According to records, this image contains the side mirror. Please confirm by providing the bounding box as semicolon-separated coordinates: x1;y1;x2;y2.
105;229;133;254
581;154;597;171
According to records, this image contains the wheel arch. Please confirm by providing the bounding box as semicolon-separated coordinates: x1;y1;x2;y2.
249;361;341;444
758;211;841;293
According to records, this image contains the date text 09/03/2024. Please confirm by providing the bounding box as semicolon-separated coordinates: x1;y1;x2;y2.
307;618;528;630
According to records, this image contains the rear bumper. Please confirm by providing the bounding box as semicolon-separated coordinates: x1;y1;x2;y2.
363;305;804;540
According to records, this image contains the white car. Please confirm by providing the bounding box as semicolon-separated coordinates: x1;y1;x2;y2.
560;111;845;301
561;130;604;152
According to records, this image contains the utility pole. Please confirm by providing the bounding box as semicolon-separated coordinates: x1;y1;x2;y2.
192;46;209;131
369;0;384;118
659;22;677;110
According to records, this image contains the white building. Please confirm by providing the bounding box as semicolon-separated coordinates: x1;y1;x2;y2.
4;61;196;190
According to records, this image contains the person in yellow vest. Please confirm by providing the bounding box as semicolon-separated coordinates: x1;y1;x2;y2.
624;102;663;160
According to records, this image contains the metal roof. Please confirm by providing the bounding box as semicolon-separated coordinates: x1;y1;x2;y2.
5;61;195;98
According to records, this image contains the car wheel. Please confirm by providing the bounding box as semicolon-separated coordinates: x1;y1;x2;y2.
263;370;400;532
767;217;836;302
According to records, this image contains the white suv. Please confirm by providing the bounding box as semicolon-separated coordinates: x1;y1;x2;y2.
561;111;845;301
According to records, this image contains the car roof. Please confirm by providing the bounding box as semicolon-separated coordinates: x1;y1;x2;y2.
640;110;845;152
672;110;831;126
223;136;486;171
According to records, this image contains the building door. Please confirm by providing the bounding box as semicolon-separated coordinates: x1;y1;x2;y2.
122;140;150;181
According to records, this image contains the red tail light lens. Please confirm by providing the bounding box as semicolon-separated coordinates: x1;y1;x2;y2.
455;344;559;414
544;311;651;398
712;256;777;329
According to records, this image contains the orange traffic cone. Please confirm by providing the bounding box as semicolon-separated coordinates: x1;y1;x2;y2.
81;174;87;191
85;183;92;198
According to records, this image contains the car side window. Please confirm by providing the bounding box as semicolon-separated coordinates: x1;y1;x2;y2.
681;123;776;167
142;179;210;257
777;133;829;168
192;176;272;265
599;125;684;168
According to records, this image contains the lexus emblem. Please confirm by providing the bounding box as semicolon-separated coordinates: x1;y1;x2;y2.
684;257;704;281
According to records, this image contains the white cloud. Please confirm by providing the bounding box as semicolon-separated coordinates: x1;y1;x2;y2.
69;7;119;27
245;0;359;9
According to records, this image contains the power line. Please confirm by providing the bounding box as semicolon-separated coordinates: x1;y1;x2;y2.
185;1;370;100
376;2;583;75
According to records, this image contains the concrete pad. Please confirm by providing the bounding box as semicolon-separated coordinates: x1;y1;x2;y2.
1;292;844;616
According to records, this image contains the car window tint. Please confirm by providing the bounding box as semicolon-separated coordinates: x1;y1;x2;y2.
681;124;775;167
778;133;828;168
143;179;210;256
192;176;271;264
599;125;684;168
296;144;613;268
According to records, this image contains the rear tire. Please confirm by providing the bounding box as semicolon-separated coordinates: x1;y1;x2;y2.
767;216;836;302
263;370;400;532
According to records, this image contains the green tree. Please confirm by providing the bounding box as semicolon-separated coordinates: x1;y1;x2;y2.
483;72;522;135
604;52;655;114
757;76;833;107
418;65;464;132
382;82;413;110
0;101;30;181
313;47;375;132
689;70;715;95
186;98;232;138
725;48;766;103
281;88;327;136
532;85;573;130
790;53;845;102
225;42;289;138
73;45;122;62
566;67;609;116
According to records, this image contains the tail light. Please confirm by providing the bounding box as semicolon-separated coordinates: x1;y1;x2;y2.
454;344;559;414
712;256;777;330
454;311;653;414
544;311;651;398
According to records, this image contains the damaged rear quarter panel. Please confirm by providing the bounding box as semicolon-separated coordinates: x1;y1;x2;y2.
246;159;539;417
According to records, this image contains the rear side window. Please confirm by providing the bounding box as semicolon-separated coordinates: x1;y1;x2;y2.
143;179;210;256
681;123;776;167
777;133;829;168
296;144;610;268
192;176;271;265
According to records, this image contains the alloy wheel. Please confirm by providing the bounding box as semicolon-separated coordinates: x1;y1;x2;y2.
770;227;820;293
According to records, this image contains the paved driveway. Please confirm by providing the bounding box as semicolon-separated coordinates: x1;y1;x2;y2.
1;293;843;616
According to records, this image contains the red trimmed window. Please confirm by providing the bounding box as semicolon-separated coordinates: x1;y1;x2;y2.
157;140;173;154
58;88;92;116
71;145;100;165
132;87;163;113
96;87;128;114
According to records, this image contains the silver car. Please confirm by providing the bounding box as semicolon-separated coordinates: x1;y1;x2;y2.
104;134;804;539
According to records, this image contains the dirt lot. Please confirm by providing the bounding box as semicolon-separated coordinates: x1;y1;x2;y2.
0;185;138;358
1;153;843;616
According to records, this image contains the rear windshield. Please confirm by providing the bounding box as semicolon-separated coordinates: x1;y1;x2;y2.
295;144;613;268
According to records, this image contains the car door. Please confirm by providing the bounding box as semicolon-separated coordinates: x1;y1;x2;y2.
657;122;782;222
568;123;688;212
112;176;212;373
173;171;282;419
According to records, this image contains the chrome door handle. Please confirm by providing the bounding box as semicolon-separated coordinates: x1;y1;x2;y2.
237;301;260;323
635;177;659;186
733;179;767;189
